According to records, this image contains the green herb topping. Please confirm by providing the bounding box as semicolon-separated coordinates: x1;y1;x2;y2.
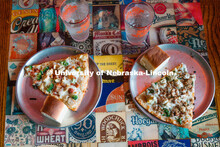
46;83;54;93
61;60;69;66
163;108;170;117
166;76;171;81
76;66;81;71
177;118;182;124
148;89;154;94
37;72;42;80
43;66;49;73
72;95;78;100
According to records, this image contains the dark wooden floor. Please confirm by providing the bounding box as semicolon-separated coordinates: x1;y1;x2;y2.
0;0;219;146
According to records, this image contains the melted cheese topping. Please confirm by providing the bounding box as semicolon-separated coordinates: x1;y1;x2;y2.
24;54;89;110
143;63;196;126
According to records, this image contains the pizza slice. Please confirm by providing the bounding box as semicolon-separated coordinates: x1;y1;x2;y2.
136;63;196;128
24;53;90;111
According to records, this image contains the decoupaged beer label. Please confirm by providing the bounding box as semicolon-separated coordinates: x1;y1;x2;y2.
96;112;126;143
38;32;66;51
174;2;203;26
36;125;66;145
12;0;39;10
158;123;190;140
39;8;57;33
95;82;125;112
94;55;124;83
4;115;36;146
151;3;176;28
158;139;191;147
128;140;159;147
93;30;122;55
126;110;159;141
177;25;207;52
8;60;26;81
191;138;220;147
11;9;38;34
121;31;149;55
93;5;120;31
149;26;178;46
65;30;93;55
66;113;96;143
38;0;63;8
189;107;220;138
9;33;37;60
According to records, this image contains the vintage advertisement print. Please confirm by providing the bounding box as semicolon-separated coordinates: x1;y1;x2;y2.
121;31;150;55
93;30;122;55
177;25;209;62
93;5;120;30
39;8;57;33
126;110;159;141
8;60;26;81
128;140;159;147
174;2;203;26
39;0;63;8
158;123;189;140
12;0;39;10
191;138;220;147
96;112;126;143
65;30;93;55
9;33;37;60
177;25;207;52
36;125;66;145
11;9;38;34
38;32;65;51
189;107;220;138
4;115;36;146
95;82;125;112
149;26;178;46
158;139;191;147
66;113;96;143
94;55;124;83
151;3;176;28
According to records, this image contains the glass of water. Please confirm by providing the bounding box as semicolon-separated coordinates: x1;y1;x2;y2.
124;1;155;45
60;0;90;42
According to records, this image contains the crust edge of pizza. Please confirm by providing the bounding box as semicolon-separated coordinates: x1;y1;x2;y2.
24;53;90;111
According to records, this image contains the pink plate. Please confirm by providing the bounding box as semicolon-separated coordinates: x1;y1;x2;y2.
129;44;215;123
16;46;102;128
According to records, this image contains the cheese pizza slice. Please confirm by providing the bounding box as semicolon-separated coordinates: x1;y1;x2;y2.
136;63;196;128
24;53;90;111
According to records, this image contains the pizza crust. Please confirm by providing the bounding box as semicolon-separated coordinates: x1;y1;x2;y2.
24;53;90;112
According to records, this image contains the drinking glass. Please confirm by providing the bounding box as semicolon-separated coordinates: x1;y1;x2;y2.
60;0;90;42
124;1;155;45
